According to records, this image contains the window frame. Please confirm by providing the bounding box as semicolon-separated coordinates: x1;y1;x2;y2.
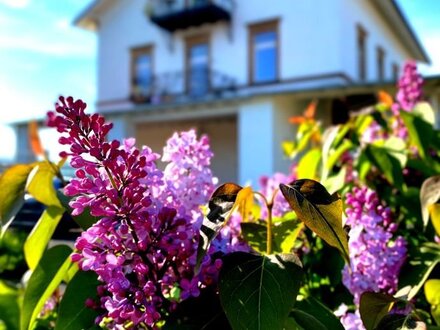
377;46;385;81
248;19;280;85
357;24;367;81
392;62;400;82
130;44;154;98
185;34;211;95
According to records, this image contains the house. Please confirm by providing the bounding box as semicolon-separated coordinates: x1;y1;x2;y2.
68;0;435;184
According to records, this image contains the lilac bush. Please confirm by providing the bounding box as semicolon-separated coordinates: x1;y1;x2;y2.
1;60;435;330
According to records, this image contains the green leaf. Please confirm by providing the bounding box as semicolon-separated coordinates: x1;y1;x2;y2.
413;102;436;126
274;220;304;254
420;176;440;229
21;245;72;330
364;145;404;190
241;220;303;254
219;252;303;330
323;167;347;194
371;110;389;131
321;125;340;181
425;279;440;305
163;288;231;330
282;141;296;158
279;179;350;264
0;164;34;234
240;222;267;254
425;279;440;325
326;139;353;172
235;187;255;223
398;242;440;301
429;204;440;237
26;161;63;209
289;309;328;330
359;292;397;330
401;111;433;159
24;206;65;270
357;151;372;182
196;183;242;272
383;137;408;168
297;148;321;180
295;296;345;330
375;313;426;330
56;191;98;230
0;281;19;330
55;271;100;330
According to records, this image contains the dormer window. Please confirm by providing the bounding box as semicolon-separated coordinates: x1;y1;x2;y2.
357;24;367;81
249;19;279;84
131;45;153;101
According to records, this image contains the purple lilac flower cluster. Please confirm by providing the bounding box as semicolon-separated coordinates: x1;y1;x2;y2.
337;186;407;329
160;130;217;223
259;172;295;218
47;97;232;328
392;60;423;114
392;60;424;138
335;304;364;330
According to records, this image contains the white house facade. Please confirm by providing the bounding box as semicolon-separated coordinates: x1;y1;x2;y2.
71;0;430;185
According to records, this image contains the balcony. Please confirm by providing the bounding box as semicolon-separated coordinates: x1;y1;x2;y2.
130;69;237;105
147;0;232;32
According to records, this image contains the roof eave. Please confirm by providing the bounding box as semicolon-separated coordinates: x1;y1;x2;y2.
72;0;103;32
372;0;430;64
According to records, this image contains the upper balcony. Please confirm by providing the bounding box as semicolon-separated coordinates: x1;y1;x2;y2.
146;0;233;32
130;68;237;105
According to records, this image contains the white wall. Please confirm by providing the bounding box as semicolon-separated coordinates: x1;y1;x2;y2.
238;101;274;186
95;0;415;106
339;0;412;82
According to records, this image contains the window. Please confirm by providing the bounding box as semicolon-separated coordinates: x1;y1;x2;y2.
377;47;385;81
392;63;400;81
131;45;153;100
186;35;210;96
357;24;367;81
249;19;279;84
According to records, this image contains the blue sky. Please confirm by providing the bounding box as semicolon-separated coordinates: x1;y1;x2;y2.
0;0;439;160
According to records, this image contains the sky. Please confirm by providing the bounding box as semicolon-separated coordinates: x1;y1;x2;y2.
0;0;439;161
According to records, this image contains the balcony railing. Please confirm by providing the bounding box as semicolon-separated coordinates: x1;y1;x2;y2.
147;0;233;32
130;69;237;105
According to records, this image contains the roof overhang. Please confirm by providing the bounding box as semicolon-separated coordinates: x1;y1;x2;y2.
73;0;116;31
371;0;430;63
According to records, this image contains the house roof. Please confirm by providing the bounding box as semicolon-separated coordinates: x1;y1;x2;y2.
74;0;430;63
73;0;111;31
371;0;430;63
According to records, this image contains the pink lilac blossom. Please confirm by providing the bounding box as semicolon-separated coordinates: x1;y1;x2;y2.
392;60;423;114
391;60;424;139
259;172;295;218
342;186;407;305
47;96;240;329
337;186;407;330
160;129;218;223
334;304;365;330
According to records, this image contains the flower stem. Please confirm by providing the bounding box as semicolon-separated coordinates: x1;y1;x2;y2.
266;202;273;255
254;191;274;255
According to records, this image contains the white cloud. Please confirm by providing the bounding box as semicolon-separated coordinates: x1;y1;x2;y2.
0;0;30;9
0;34;95;58
0;81;49;124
